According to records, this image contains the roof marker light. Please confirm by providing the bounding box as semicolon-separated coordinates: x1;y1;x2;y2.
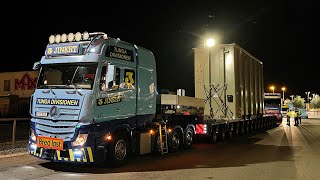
49;35;55;44
55;34;61;43
61;33;67;42
75;32;82;41
83;32;89;40
68;33;74;42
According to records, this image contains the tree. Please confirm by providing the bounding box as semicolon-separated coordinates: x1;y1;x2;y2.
310;95;320;109
284;98;291;105
292;96;305;108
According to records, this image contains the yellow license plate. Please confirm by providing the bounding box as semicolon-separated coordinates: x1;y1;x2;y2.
36;136;63;150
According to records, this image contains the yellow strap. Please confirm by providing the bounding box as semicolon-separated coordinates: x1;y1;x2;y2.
87;147;94;162
39;148;43;157
56;150;62;160
69;149;74;161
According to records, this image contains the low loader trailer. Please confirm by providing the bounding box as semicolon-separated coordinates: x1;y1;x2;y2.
28;32;277;166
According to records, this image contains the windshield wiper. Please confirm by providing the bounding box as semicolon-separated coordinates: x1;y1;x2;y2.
70;84;83;96
41;85;56;96
67;66;83;96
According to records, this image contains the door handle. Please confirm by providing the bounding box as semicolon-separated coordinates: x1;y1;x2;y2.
115;109;120;112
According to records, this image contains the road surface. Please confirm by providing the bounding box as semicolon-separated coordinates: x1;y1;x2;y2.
0;118;319;180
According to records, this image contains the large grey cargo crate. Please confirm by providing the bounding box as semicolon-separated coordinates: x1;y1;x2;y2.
194;43;264;119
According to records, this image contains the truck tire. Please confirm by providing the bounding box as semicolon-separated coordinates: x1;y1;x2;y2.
234;123;239;136
169;129;180;153
240;123;245;136
107;133;128;167
228;126;233;139
184;127;194;149
219;126;226;142
210;126;217;144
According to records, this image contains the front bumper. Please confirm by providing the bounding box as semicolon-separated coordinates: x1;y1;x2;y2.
28;142;94;163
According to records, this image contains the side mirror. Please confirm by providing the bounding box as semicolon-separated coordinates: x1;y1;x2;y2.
33;62;41;70
105;64;119;91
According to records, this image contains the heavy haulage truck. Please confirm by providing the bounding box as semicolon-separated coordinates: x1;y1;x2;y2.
28;32;277;166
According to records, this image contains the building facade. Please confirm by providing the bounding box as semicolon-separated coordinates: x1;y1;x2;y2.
0;71;39;117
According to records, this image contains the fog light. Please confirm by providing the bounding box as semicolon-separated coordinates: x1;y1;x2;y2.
74;150;83;156
30;144;37;150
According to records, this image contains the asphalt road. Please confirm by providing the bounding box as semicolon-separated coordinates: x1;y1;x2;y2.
0;118;319;180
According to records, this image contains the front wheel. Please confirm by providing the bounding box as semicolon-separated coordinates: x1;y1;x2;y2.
107;133;128;167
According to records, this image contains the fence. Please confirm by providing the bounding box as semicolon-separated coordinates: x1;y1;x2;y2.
0;97;30;118
0;118;30;148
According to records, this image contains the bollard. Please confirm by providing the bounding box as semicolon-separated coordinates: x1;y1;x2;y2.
12;119;16;148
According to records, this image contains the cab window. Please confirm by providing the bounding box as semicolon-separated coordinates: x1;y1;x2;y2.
100;65;120;91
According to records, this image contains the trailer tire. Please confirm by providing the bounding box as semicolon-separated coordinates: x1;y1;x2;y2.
107;133;128;167
228;127;233;139
210;127;217;144
240;123;245;135
234;123;239;136
184;127;194;149
219;126;226;142
169;129;181;153
245;122;250;134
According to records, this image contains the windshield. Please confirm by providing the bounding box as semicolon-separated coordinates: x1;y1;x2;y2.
264;98;281;105
37;63;97;90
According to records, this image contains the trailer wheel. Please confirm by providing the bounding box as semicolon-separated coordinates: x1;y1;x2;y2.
184;127;194;149
169;129;180;153
219;127;226;141
234;123;239;136
240;123;245;135
228;127;233;139
245;122;250;134
107;133;128;167
210;126;217;144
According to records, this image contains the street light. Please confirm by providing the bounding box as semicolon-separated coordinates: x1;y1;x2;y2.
270;86;275;93
205;38;215;47
305;91;310;103
281;87;286;101
305;91;310;110
290;95;294;101
205;38;216;118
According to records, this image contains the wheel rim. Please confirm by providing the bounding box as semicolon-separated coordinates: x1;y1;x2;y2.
186;130;193;145
115;140;126;160
212;133;217;142
172;132;180;148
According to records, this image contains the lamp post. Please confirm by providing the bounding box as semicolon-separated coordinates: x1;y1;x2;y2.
305;91;310;110
270;86;275;93
281;87;286;101
205;38;215;118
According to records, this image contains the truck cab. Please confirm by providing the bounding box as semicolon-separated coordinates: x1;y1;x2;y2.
29;32;157;165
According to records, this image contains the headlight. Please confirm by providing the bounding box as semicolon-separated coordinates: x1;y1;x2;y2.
72;134;88;146
30;128;36;141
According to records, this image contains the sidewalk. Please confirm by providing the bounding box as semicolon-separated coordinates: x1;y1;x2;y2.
0;140;28;158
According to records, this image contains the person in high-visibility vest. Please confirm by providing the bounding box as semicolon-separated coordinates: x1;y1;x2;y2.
286;110;291;126
297;109;302;124
294;108;300;126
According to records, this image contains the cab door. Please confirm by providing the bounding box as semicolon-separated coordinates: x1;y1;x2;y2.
94;62;137;124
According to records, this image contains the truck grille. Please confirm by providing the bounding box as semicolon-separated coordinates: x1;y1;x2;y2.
33;106;80;141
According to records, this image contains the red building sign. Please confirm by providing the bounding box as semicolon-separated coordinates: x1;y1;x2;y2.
15;73;37;90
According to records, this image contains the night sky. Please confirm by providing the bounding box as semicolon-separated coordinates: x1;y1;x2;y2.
3;1;318;99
